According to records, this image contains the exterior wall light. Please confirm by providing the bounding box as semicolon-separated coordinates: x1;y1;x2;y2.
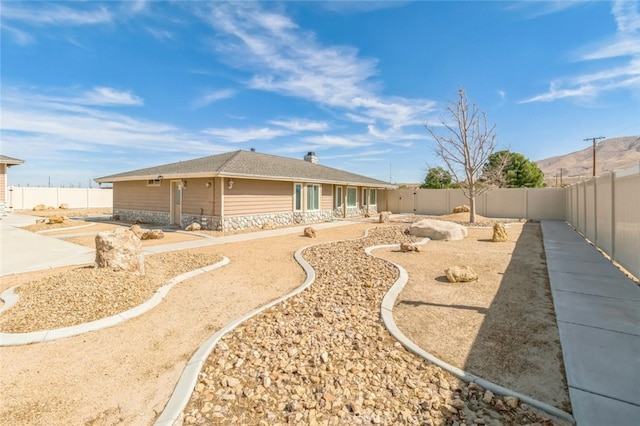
206;182;212;188
228;179;234;190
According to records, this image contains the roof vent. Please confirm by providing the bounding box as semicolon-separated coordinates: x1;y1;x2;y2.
304;151;318;164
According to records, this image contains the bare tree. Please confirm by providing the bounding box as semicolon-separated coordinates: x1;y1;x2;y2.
425;88;504;223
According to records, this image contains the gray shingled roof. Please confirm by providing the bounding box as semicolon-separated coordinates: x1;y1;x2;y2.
95;150;395;188
0;155;25;166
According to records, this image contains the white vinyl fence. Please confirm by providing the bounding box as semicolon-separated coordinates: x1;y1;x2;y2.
565;165;640;280
386;187;566;220
6;186;113;211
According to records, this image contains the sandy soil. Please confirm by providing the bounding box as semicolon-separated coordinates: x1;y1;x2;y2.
386;222;570;411
0;217;569;424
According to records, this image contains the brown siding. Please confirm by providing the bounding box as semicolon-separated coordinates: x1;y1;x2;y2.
182;178;216;216
321;184;333;210
113;180;170;212
224;178;292;216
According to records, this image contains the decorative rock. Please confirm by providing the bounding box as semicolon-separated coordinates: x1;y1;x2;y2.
262;221;277;230
185;222;201;231
400;242;420;252
141;229;164;240
94;228;145;275
58;203;69;209
445;265;479;283
32;204;46;211
129;225;144;239
453;205;470;213
482;390;494;404
409;219;467;241
492;223;509;242
47;215;65;224
379;211;391;223
304;227;317;238
504;396;519;408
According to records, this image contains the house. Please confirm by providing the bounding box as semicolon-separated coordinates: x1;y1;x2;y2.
0;155;24;206
95;150;396;231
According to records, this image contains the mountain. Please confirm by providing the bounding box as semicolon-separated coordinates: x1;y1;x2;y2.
536;136;640;185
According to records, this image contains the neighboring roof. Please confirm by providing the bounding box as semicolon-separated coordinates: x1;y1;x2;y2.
0;155;25;167
95;150;395;188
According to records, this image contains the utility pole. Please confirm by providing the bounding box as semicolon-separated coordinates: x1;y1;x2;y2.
583;136;605;177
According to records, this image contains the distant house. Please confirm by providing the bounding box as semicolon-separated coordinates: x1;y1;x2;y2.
95;150;395;231
0;155;24;205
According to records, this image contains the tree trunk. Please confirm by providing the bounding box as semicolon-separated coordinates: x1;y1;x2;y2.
469;196;476;223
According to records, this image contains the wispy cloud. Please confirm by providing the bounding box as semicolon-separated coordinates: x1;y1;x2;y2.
268;119;329;132
506;0;588;19
0;23;34;45
520;0;640;103
191;89;237;109
1;4;112;26
202;126;289;143
0;86;225;158
145;26;174;41
81;87;144;106
197;2;435;130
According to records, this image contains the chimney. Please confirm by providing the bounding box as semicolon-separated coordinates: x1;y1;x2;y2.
304;151;318;164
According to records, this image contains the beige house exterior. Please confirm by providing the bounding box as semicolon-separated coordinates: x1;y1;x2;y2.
95;150;396;231
0;155;24;205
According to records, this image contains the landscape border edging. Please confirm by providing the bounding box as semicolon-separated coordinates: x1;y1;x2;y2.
372;243;576;424
0;257;230;347
153;244;319;426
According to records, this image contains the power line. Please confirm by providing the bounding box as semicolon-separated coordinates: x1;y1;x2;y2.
583;136;606;177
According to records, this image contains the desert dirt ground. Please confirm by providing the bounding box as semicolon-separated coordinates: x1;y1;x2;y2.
0;213;569;424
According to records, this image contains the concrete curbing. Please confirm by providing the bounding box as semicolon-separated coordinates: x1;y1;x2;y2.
370;243;576;424
0;257;230;347
154;245;318;426
36;222;97;234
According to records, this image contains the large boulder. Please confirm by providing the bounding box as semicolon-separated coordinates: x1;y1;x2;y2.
379;211;391;223
409;219;467;240
32;204;46;211
141;229;164;240
453;205;470;213
129;224;144;239
185;222;201;231
445;265;479;283
400;242;420;252
95;229;145;275
492;223;509;242
47;215;65;224
304;227;317;238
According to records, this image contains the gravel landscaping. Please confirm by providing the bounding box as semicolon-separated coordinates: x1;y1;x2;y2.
180;226;565;425
0;217;569;425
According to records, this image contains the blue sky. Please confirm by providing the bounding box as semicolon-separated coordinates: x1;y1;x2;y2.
1;1;639;187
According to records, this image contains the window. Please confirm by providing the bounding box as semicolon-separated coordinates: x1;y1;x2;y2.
294;183;302;211
362;188;368;206
369;189;377;206
346;187;357;207
307;184;320;211
335;186;343;208
147;179;161;187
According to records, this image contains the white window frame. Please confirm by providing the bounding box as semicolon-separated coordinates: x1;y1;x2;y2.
306;184;320;211
147;179;161;187
362;188;368;206
335;186;343;209
294;183;303;212
346;187;357;208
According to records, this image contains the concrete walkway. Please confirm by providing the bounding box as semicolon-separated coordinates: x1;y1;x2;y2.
0;212;359;276
541;221;640;426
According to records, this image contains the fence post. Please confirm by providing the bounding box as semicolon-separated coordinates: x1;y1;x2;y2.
594;176;598;246
611;170;616;262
